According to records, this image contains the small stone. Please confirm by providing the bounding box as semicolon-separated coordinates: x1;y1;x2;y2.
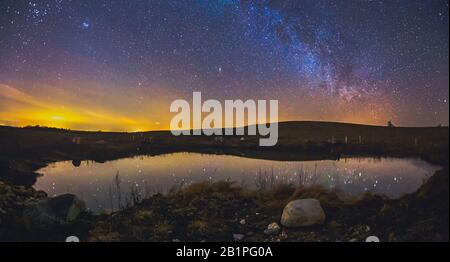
239;219;246;225
366;236;380;242
233;234;245;241
264;222;281;235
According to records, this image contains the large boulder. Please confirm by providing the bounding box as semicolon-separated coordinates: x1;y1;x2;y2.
281;199;325;227
23;194;86;229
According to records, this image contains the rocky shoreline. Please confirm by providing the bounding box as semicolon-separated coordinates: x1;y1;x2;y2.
1;164;448;242
0;125;448;242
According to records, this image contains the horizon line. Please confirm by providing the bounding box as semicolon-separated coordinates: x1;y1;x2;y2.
1;120;448;134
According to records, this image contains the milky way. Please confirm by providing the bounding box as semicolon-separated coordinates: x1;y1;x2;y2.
0;0;448;130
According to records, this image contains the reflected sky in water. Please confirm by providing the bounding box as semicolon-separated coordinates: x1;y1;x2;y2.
35;153;440;212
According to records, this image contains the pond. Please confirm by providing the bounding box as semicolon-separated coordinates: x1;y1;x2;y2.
35;152;440;212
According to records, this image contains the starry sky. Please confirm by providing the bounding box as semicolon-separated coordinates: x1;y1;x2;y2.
0;0;448;131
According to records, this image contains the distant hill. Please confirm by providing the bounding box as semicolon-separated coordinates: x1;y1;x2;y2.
1;121;448;151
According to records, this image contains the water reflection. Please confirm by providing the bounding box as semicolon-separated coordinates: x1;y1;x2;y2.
35;153;440;212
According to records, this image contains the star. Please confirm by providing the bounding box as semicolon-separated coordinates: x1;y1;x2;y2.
0;0;447;128
82;21;90;28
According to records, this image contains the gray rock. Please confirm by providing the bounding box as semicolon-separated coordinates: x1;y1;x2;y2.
281;199;325;227
239;219;246;225
264;222;280;235
23;194;86;229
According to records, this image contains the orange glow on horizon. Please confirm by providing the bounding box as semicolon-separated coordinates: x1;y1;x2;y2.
0;83;396;132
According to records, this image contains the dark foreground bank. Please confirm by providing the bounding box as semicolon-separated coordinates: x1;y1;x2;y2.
0;122;448;242
1;165;448;242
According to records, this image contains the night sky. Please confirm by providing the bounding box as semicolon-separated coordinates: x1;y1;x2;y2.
0;0;448;131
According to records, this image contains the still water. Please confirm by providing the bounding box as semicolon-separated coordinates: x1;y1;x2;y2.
35;152;440;212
